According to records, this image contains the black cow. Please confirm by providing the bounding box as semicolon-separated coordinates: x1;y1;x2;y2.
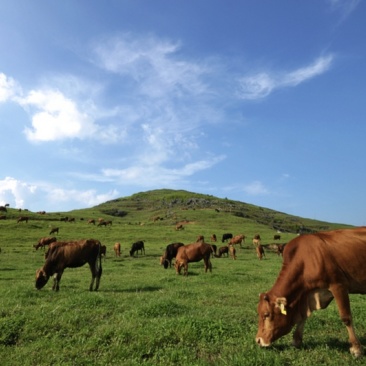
160;242;184;269
130;240;145;257
221;233;233;243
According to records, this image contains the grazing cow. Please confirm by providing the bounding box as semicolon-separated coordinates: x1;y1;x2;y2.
0;215;6;220
49;227;59;235
60;216;68;222
35;239;103;292
68;218;75;223
221;233;233;243
252;234;261;246
0;206;7;212
114;242;121;257
216;246;229;257
274;234;281;240
229;234;245;248
256;244;265;260
196;235;204;242
17;216;29;223
174;242;213;276
229;245;237;260
87;219;95;225
276;243;285;256
130;240;145;257
105;220;113;226
255;227;366;358
97;221;107;227
34;237;57;250
210;234;217;242
161;242;185;269
175;224;184;231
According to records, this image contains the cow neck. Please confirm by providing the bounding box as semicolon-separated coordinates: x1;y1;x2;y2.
43;258;56;276
270;261;305;306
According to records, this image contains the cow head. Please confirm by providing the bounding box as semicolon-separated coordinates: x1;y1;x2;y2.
35;268;49;290
256;293;295;347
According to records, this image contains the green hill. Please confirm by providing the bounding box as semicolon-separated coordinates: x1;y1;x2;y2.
94;188;351;234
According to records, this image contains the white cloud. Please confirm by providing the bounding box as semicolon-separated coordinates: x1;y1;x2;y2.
0;73;21;102
0;176;119;211
243;181;269;196
238;55;334;100
19;89;97;142
0;177;37;209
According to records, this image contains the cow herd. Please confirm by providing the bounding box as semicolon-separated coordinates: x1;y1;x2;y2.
28;222;366;357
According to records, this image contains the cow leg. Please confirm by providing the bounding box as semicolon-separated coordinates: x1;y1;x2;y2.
331;285;362;357
183;262;188;276
52;272;63;291
292;318;307;348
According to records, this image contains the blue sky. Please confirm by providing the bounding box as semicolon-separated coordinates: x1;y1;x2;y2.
0;0;365;226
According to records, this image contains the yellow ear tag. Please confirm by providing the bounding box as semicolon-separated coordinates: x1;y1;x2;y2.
280;303;287;315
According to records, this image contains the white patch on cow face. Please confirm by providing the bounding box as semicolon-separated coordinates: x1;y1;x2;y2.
256;293;293;347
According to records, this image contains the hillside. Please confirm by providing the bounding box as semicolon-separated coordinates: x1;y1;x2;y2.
94;189;351;234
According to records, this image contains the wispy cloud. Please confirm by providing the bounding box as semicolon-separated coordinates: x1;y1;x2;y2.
243;181;269;196
327;0;361;21
238;54;334;100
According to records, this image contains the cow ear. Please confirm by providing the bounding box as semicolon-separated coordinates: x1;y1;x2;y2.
275;297;287;315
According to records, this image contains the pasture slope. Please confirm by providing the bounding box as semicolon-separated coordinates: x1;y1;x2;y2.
0;189;361;366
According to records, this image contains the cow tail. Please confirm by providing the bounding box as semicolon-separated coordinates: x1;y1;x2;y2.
98;242;103;276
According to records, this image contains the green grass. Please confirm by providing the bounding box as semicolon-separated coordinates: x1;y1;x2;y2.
0;190;362;365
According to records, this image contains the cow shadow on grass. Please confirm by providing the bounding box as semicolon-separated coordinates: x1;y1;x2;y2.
102;286;163;293
268;336;366;354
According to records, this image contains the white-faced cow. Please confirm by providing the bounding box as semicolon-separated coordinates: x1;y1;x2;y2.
174;242;213;276
256;227;366;358
35;239;103;292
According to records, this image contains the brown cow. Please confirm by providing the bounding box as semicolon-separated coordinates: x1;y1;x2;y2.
215;246;229;258
35;239;103;292
17;216;29;223
256;244;265;260
0;215;6;220
175;224;184;231
255;227;366;358
87;219;95;225
114;242;121;257
174;242;213;276
210;234;217;242
161;242;184;269
34;237;57;250
229;245;237;260
196;235;205;242
229;234;245;248
276;243;285;256
252;234;261;246
49;227;59;235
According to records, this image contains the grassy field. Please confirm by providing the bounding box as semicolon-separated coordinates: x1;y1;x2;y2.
0;190;363;365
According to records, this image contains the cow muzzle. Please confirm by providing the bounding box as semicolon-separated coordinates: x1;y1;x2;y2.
256;337;271;347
